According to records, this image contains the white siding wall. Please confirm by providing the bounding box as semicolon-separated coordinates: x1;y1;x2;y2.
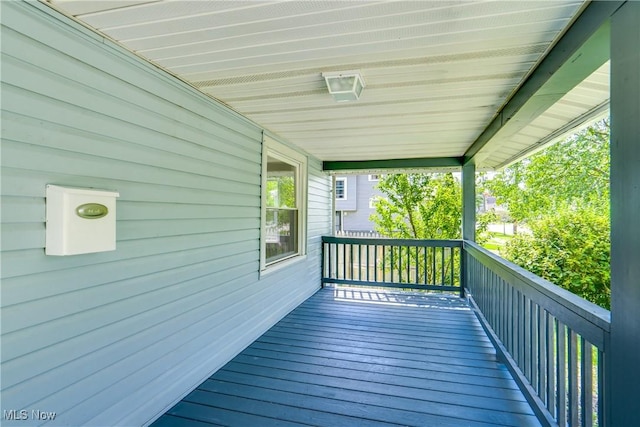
0;2;331;426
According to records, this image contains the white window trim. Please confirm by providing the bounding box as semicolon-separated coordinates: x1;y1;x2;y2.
335;177;347;200
369;196;387;209
260;136;307;273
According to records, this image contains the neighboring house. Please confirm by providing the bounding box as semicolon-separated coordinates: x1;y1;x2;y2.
334;174;385;232
479;193;498;213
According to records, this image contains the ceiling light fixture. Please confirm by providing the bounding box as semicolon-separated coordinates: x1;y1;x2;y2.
322;71;365;102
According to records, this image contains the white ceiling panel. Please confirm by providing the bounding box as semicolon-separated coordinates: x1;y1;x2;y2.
483;62;610;168
49;0;158;16
47;0;608;167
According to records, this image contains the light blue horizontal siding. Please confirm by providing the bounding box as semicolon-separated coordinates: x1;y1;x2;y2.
0;2;331;427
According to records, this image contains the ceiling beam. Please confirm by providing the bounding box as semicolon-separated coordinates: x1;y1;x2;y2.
463;0;624;165
323;157;462;172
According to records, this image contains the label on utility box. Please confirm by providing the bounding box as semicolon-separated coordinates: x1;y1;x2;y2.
76;203;109;219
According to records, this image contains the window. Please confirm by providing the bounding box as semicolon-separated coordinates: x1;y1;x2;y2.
335;178;347;200
369;196;387;209
261;137;306;269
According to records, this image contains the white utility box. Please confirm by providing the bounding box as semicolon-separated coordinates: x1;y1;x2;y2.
45;185;120;256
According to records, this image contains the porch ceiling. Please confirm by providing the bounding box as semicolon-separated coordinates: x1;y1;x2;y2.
47;0;610;169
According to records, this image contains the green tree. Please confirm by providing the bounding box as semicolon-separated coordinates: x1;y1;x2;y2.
486;119;611;308
487;119;610;224
370;173;461;285
371;172;494;242
371;173;462;239
369;173;493;286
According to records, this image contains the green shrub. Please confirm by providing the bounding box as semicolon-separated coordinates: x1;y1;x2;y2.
502;207;610;309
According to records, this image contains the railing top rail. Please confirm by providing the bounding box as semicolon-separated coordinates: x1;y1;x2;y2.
464;240;610;333
322;235;463;248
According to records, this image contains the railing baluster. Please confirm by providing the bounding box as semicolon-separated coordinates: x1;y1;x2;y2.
491;273;497;334
350;243;354;280
390;245;394;283
597;348;606;427
539;304;547;403
423;246;428;284
330;242;335;280
491;274;496;321
357;244;361;281
397;245;402;283
408;247;411;284
504;279;510;352
382;245;387;282
512;287;518;357
503;279;509;347
353;243;357;280
548;313;557;418
333;242;337;279
509;287;516;361
440;246;445;285
432;246;436;285
406;246;410;284
568;329;579;427
372;245;376;282
558;321;568;426
342;242;346;279
521;294;527;374
581;337;593;427
499;278;505;349
323;242;327;280
518;293;524;369
525;297;532;382
496;275;501;336
515;290;522;368
350;243;354;279
341;243;345;280
401;245;405;283
486;268;492;327
367;245;375;282
451;247;455;286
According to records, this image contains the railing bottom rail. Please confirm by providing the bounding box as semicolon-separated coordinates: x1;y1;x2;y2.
322;278;459;292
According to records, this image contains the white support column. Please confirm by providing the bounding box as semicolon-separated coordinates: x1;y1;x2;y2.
462;161;476;242
610;1;640;425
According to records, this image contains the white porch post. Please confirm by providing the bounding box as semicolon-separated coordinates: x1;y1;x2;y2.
610;1;640;425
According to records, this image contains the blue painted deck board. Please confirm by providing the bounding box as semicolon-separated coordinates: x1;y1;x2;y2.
152;287;541;427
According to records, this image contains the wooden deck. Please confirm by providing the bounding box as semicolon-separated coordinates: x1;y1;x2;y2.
151;287;541;427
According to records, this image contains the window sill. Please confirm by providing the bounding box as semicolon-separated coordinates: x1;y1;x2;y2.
260;254;308;278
